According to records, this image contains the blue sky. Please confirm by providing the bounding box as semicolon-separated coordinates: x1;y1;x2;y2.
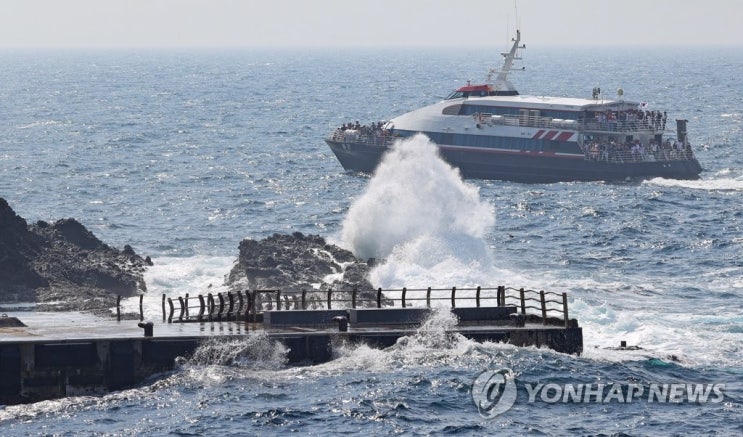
2;0;741;48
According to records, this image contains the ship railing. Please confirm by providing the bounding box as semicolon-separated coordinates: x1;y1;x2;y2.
581;119;665;133
156;286;574;328
583;146;696;163
328;128;394;147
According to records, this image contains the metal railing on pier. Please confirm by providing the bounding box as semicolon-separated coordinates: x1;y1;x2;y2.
128;286;573;328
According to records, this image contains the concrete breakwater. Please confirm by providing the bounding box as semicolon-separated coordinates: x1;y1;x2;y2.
0;286;582;405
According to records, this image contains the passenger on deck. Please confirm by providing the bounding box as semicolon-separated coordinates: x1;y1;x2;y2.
589;142;599;160
649;139;659;157
659;140;672;160
631;140;642;161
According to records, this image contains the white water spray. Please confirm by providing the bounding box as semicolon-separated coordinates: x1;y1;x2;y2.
645;175;743;191
188;332;288;369
340;134;496;287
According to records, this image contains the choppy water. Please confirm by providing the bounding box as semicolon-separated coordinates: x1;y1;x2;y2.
0;44;741;435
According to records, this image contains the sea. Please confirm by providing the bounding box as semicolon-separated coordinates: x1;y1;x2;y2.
0;43;741;435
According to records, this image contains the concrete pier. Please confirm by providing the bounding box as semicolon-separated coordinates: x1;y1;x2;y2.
0;305;582;405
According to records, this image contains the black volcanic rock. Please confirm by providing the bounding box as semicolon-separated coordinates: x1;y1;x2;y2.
0;198;150;311
226;232;375;293
0;199;48;297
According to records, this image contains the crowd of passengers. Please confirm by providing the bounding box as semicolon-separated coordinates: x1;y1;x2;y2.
589;109;667;131
339;121;391;133
336;121;393;141
585;138;691;162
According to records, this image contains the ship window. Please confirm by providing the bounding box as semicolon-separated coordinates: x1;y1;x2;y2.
427;132;580;154
466;105;521;117
442;104;463;115
458;105;580;120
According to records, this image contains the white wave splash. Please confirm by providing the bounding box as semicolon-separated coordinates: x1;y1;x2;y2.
187;332;288;369
117;255;235;317
339;134;496;287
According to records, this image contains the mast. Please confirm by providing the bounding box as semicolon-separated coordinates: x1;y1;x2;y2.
488;30;525;95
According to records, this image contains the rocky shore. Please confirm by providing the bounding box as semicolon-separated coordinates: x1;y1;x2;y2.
0;198;151;312
1;199;377;313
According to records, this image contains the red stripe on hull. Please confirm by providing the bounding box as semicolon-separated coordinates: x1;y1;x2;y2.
542;130;559;140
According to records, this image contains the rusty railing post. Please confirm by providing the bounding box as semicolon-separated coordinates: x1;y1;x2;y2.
217;293;225;321
167;298;174;323
245;290;252;322
540;290;547;325
198;294;205;322
520;288;526;315
236;290;244;316
178;296;185;322
562;292;569;328
207;293;214;321
250;290;257;322
139;294;144;321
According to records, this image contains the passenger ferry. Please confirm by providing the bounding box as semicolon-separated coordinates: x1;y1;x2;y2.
325;30;702;183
